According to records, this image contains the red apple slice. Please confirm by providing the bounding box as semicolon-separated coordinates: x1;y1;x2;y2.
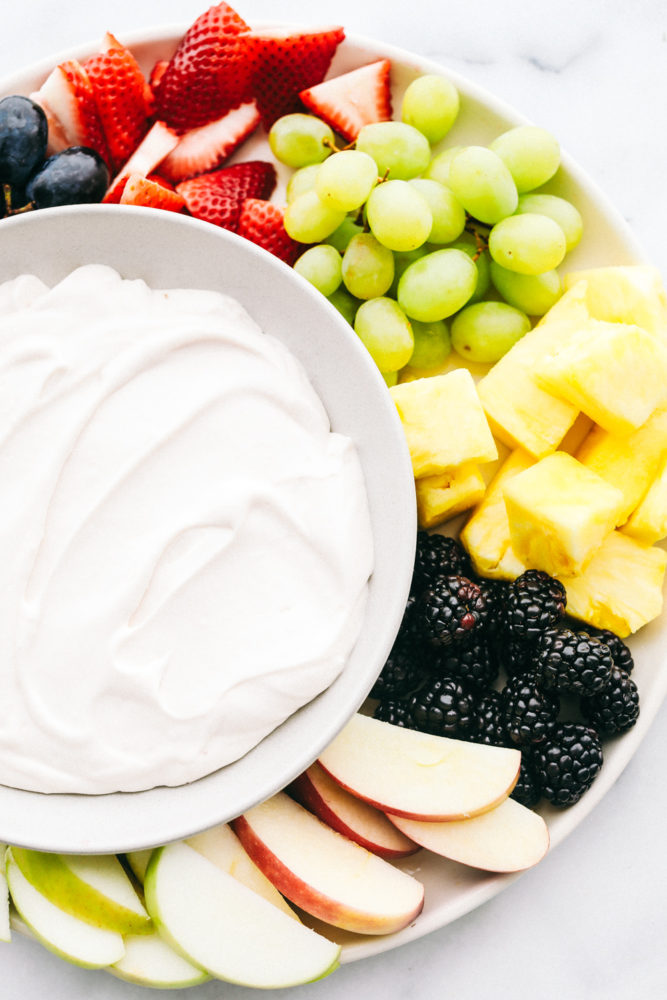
318;714;520;821
290;762;419;859
231;793;424;935
388;798;550;872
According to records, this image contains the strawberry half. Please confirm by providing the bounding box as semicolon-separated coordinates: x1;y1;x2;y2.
245;26;345;129
159;102;260;184
177;160;277;230
300;60;392;142
120;173;185;212
149;59;169;93
85;33;153;172
103;121;180;203
30;60;109;164
154;2;252;132
237;199;303;265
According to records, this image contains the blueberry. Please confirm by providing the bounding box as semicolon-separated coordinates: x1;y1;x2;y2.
0;95;48;187
26;147;109;208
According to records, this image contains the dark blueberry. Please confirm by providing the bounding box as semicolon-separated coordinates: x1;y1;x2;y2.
0;95;48;187
26;146;109;208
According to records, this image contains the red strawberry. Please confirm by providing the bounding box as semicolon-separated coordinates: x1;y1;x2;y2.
245;27;345;129
237;199;302;265
154;3;252;132
149;59;169;93
176;160;277;230
30;60;109;164
120;173;185;212
300;60;393;142
103;121;180;203
159;101;260;183
85;32;153;171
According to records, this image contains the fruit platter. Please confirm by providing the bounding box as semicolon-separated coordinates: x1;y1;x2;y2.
0;0;666;993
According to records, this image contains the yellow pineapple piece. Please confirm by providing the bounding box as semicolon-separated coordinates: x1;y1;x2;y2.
503;451;625;576
390;369;497;479
622;454;667;544
460;449;533;579
576;406;667;524
536;319;667;436
563;264;667;338
561;531;667;636
558;413;594;456
415;464;486;529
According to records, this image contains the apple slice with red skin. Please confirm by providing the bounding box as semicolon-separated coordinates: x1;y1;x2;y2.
290;762;419;860
388;797;550;873
231;792;424;935
318;714;520;821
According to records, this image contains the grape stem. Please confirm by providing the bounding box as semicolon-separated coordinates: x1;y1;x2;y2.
2;183;34;217
464;216;490;261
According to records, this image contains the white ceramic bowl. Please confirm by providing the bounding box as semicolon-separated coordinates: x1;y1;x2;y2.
0;204;416;854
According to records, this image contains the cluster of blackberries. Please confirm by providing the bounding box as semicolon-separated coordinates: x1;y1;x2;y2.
371;532;640;809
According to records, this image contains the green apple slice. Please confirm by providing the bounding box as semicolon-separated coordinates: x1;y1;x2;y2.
6;849;124;968
0;844;10;942
124;850;153;886
144;841;341;988
109;929;210;988
11;848;150;935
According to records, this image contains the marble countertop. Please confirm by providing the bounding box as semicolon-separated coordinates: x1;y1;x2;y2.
2;1;667;998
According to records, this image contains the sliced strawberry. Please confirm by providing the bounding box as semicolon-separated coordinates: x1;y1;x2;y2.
149;59;169;93
85;32;153;171
30;60;109;163
244;27;345;129
155;2;252;132
237;199;302;265
103;121;180;203
159;102;260;184
120;173;186;212
300;60;393;142
177;160;277;230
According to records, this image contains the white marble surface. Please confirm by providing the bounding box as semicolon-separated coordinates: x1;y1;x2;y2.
2;1;667;997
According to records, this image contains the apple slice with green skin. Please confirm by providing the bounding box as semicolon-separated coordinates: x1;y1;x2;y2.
186;823;297;919
231;792;424;935
11;848;150;935
290;762;420;859
124;850;153;886
388;797;550;872
6;848;125;968
144;841;340;988
318;713;521;821
0;845;10;943
109;929;210;989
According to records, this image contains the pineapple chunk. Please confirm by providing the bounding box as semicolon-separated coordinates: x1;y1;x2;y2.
390;369;497;479
503;452;625;576
563;265;667;338
576;405;667;523
558;413;594;456
536;319;667;436
561;531;667;636
415;464;486;529
622;454;667;544
460;449;533;579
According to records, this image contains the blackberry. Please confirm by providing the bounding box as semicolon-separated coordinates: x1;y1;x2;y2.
369;635;425;700
534;723;603;807
416;575;487;648
412;532;472;592
510;754;542;809
430;639;499;692
409;676;477;740
373;699;412;728
498;636;535;678
580;666;640;734
474;690;507;747
502;673;560;746
577;624;634;675
476;578;509;637
506;570;566;642
536;627;613;695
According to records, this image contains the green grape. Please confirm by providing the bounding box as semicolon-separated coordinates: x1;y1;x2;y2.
408;318;452;370
488;213;567;275
383;371;399;388
341;233;395;299
515;193;583;252
268;114;335;168
451;301;531;363
315;149;378;211
408;179;466;244
327;286;361;325
490;126;560;193
324;216;365;253
354;297;414;372
284;190;346;242
397;249;477;322
286;164;321;203
366;180;432;252
356;121;431;180
448;146;518;224
389;246;429;298
293;245;343;297
448;234;491;304
423;146;463;186
401;74;460;144
490;261;562;315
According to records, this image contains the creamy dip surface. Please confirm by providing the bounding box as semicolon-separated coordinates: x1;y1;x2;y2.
0;265;373;794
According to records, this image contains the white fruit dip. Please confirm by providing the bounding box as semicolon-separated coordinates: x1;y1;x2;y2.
0;265;373;794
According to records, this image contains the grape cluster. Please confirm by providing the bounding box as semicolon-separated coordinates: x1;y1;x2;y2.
271;75;583;380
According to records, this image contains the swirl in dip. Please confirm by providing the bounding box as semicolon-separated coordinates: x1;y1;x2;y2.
0;265;373;794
